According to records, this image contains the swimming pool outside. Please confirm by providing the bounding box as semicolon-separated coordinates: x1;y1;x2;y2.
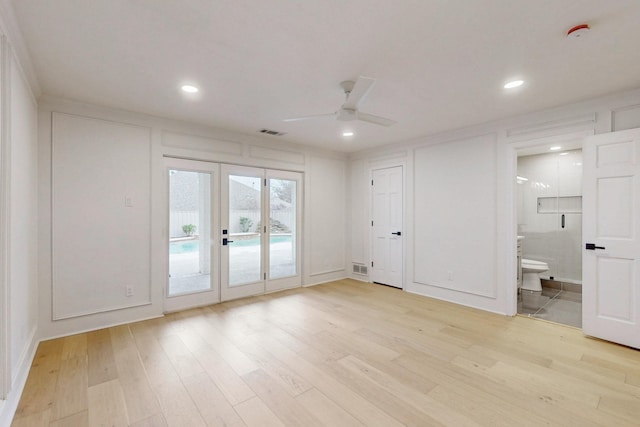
170;234;292;253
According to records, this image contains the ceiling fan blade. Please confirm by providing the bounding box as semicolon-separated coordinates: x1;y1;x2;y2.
283;113;335;122
343;76;375;110
357;112;396;127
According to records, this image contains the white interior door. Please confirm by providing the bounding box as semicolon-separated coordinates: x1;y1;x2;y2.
583;128;640;349
371;166;403;288
164;158;220;312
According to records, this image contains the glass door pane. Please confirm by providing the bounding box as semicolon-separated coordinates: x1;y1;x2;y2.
228;174;262;286
165;158;219;313
266;170;302;292
221;165;265;301
169;169;212;294
269;178;297;279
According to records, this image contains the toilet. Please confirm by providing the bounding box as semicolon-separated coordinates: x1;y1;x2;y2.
521;258;549;292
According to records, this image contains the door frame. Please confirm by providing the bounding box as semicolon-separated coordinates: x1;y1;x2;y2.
505;130;592;316
0;32;9;400
163;157;220;313
369;161;406;289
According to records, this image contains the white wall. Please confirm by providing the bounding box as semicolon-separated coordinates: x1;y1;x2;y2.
38;97;348;339
349;88;640;315
0;33;40;426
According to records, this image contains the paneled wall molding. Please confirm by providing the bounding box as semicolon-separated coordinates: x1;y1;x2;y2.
51;112;153;320
161;130;243;155
39;96;345;161
249;146;305;165
611;104;640;132
412;134;498;299
505;113;596;140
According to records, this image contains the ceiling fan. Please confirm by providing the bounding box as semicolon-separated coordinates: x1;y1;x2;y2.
284;76;396;127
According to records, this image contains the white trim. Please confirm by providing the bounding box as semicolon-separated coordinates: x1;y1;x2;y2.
0;32;10;400
0;331;36;427
0;0;41;97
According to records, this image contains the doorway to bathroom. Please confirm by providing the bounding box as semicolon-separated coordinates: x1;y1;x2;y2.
515;137;583;327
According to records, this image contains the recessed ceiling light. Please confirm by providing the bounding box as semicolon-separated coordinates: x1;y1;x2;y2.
342;131;354;137
559;152;569;156
549;146;562;151
516;176;529;181
504;80;524;89
181;85;199;93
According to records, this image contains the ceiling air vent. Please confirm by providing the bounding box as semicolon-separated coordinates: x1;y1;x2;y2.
258;128;286;136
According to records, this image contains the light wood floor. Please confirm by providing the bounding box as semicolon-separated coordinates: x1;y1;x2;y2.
11;279;640;426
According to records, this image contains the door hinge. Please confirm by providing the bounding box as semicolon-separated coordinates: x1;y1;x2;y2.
371;179;374;186
264;225;266;233
264;178;267;186
371;261;374;267
264;272;266;280
371;220;374;226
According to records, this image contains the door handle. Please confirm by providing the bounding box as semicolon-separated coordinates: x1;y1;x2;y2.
223;238;234;246
561;214;565;229
585;243;605;250
391;231;402;236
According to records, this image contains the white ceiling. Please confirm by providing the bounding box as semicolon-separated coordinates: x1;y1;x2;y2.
10;1;640;152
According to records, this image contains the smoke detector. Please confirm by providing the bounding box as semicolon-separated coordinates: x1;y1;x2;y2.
567;24;590;39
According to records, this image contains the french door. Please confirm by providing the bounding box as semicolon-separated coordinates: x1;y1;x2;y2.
164;158;302;311
165;158;220;312
220;165;302;300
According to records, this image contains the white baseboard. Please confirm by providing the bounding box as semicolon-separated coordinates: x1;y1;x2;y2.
0;327;38;427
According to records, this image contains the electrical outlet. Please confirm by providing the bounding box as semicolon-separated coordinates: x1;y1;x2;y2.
126;286;134;297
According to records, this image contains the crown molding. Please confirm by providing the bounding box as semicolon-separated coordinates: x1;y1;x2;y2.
0;0;41;97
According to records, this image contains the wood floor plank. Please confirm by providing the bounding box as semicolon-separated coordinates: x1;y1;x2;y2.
182;372;247;427
157;334;205;379
119;378;162;424
50;354;88;421
86;329;118;387
60;334;87;361
153;378;207;427
48;410;88;427
191;347;255;406
129;413;168;427
295;388;364;427
131;331;181;387
11;279;640;427
14;339;63;418
87;379;129;427
10;409;50;427
233;396;286;427
241;369;324;427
